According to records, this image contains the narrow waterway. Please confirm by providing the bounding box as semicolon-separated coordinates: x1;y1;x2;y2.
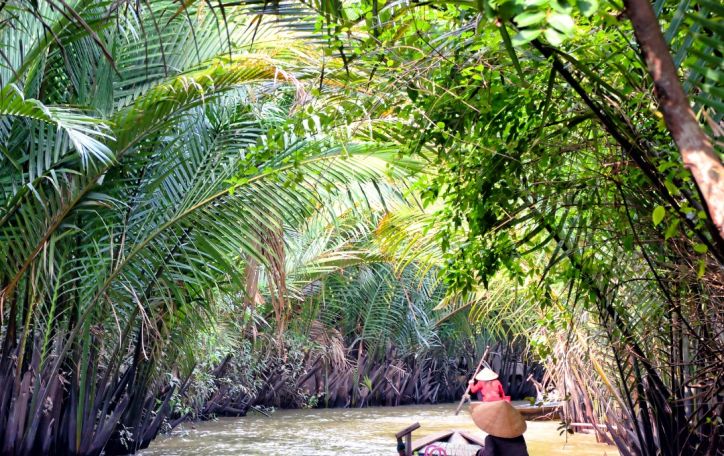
141;403;619;455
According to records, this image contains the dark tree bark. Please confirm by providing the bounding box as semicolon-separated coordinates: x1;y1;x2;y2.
625;0;724;240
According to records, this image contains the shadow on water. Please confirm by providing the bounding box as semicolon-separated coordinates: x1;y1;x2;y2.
140;403;619;456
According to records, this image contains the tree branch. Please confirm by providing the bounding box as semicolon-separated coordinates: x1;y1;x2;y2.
625;0;724;240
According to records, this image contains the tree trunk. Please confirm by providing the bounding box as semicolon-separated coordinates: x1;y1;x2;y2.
625;0;724;240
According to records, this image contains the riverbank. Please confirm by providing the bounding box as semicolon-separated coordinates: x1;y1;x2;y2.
141;403;619;455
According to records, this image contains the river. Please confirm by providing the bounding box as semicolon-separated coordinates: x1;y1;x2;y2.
140;403;619;455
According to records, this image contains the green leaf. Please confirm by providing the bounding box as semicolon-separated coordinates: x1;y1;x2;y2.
515;11;547;27
693;243;708;254
697;259;706;278
548;13;575;35
664;179;681;196
512;28;543;46
576;0;598;16
500;25;528;82
544;28;565;46
622;235;634;251
652;205;666;226
664;219;680;240
551;0;574;14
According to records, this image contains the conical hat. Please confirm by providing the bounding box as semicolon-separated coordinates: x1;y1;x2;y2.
470;400;527;438
474;367;498;381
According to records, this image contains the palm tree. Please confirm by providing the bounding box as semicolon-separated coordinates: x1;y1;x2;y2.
0;2;418;454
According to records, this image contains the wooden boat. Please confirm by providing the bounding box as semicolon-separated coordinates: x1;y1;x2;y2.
514;401;561;420
411;430;485;456
396;423;485;456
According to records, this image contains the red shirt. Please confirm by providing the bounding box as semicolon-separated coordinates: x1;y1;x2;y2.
470;379;506;402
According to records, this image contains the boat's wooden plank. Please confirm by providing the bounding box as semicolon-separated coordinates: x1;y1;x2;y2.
458;430;487;447
395;422;421;439
411;430;487;451
410;430;455;451
515;402;561;414
518;407;559;415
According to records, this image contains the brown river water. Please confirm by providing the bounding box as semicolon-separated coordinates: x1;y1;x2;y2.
140;403;619;455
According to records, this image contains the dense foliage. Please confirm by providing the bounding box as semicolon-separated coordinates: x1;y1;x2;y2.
0;1;721;455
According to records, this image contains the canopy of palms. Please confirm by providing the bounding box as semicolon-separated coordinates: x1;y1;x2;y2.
1;1;721;455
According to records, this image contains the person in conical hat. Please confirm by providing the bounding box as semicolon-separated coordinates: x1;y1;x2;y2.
471;400;529;456
468;367;507;402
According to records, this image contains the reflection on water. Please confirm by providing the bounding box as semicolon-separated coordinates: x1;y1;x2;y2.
140;403;619;456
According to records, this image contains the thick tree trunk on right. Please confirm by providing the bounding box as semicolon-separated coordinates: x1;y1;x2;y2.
625;0;724;242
